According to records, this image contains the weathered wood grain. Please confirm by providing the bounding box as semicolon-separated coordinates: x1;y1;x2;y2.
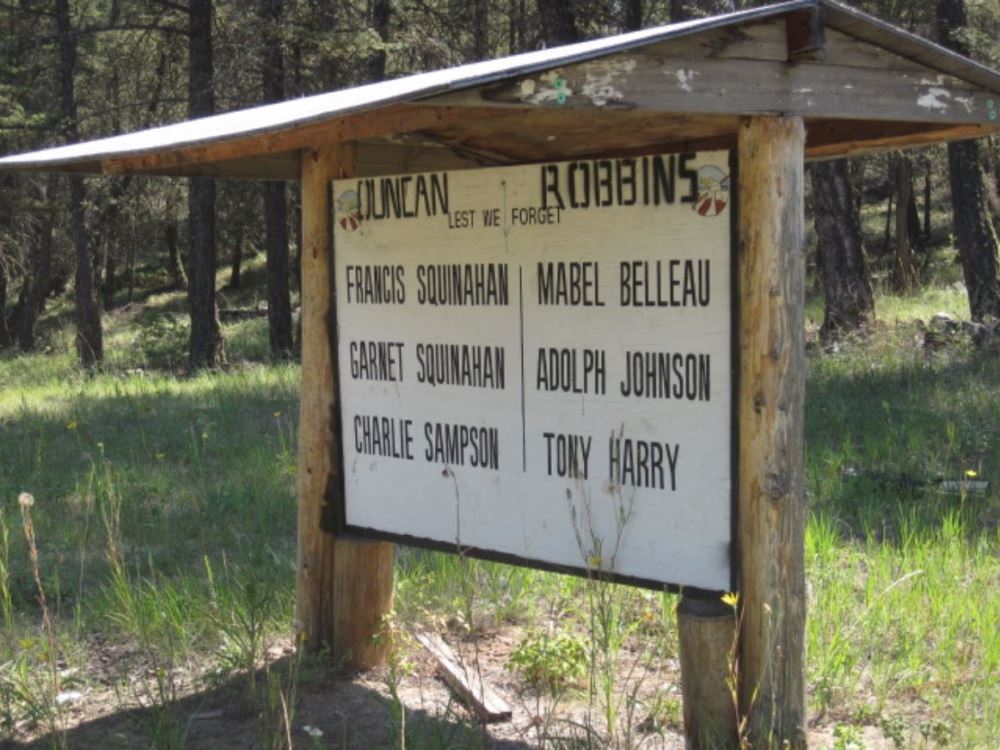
737;116;807;749
677;597;738;749
431;49;992;126
101;106;512;176
414;632;512;723
296;142;394;667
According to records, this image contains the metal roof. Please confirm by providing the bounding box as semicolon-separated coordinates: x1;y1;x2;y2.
0;0;997;174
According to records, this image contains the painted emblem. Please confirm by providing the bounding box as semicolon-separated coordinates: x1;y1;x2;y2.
336;189;362;231
694;164;730;217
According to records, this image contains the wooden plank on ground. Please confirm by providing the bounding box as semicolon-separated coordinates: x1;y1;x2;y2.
413;632;512;723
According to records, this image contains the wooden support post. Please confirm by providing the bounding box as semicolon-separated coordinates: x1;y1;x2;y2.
737;116;807;749
677;597;738;749
296;142;394;668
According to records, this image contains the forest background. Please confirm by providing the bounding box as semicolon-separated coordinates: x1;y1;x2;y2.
0;0;998;367
0;1;999;749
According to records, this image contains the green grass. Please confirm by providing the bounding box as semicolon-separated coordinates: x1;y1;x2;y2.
0;270;997;747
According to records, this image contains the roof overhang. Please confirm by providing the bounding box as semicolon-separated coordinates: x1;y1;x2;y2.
1;0;998;180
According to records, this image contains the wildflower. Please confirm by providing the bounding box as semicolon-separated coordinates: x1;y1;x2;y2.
18;492;34;509
721;592;739;608
201;432;209;440
303;725;323;738
965;469;978;479
66;420;78;431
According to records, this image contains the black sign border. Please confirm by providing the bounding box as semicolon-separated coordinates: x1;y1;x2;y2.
328;150;740;600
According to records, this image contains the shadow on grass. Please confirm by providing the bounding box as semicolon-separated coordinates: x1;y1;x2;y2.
805;340;999;538
19;656;534;750
0;366;299;607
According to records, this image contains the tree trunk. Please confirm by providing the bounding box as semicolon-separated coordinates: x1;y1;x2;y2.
0;175;11;347
937;0;1000;320
188;177;223;369
537;0;579;44
622;0;642;31
946;140;1000;319
56;0;102;367
165;222;186;290
0;247;9;348
126;237;136;304
671;0;733;20
892;155;915;293
264;183;292;357
228;229;243;289
261;0;293;359
367;0;391;81
17;176;55;352
70;175;104;366
881;191;893;258
102;251;116;309
923;159;932;240
188;0;223;369
811;159;875;341
624;0;642;30
472;0;489;59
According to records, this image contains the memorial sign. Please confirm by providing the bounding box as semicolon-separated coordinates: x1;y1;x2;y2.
333;151;735;592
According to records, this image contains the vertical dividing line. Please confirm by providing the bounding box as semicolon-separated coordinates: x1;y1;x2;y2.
519;266;526;472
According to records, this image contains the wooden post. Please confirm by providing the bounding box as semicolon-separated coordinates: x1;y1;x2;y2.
737;116;807;749
677;597;738;749
296;142;394;668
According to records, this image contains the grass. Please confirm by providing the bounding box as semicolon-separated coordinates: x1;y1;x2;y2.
0;255;997;747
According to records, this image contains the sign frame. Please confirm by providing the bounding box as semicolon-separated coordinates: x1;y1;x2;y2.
327;150;741;599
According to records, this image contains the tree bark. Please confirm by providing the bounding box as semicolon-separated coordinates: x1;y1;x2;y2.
923;158;932;240
165;221;187;290
946;140;1000;319
56;0;102;367
367;0;391;81
623;0;642;30
937;0;1000;320
472;0;489;59
0;246;8;348
0;175;11;347
228;227;243;289
811;159;874;341
537;0;579;44
671;0;733;21
126;238;136;304
892;155;915;293
102;251;116;309
188;0;223;369
260;0;293;359
17;176;56;352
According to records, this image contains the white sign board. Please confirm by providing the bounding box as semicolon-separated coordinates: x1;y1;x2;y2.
332;151;734;592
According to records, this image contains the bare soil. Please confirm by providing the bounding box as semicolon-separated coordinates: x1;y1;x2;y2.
8;628;895;749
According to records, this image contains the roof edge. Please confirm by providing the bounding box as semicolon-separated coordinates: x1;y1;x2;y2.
0;1;817;172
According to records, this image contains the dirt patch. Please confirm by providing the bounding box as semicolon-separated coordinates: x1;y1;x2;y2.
10;629;902;749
